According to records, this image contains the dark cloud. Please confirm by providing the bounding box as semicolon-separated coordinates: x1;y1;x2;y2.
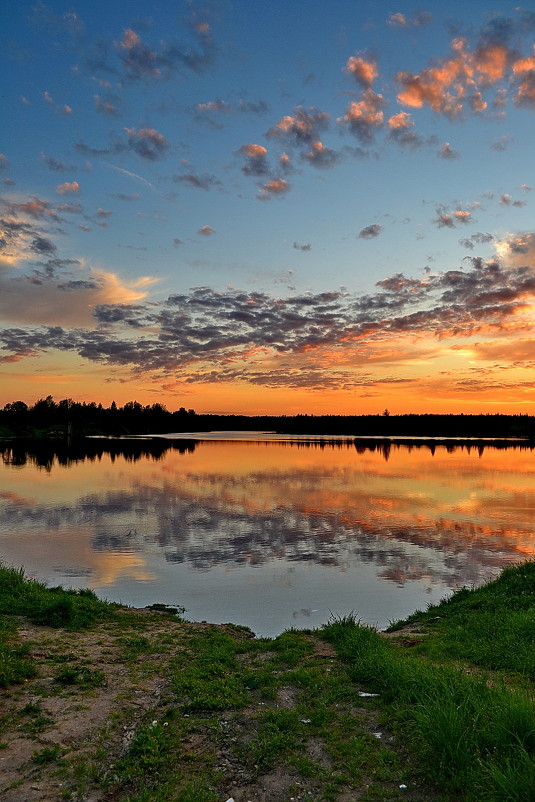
387;113;424;149
500;194;526;208
112;10;217;82
459;232;494;249
339;90;384;143
193;98;268;124
94;94;121;116
75;141;126;158
438;142;460;159
30;235;56;254
172;173;222;190
267;106;330;144
56;202;83;214
239;144;269;176
238;99;269;115
302;141;341;169
40;155;78;172
433;208;472;228
358;224;383;239
388;12;433;28
125;127;169;160
57;279;100;291
491;135;512;151
3;233;535;387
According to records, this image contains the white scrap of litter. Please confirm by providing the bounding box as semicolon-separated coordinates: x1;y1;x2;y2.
226;798;235;802
301;718;312;724
358;692;380;697
372;732;382;739
399;784;408;790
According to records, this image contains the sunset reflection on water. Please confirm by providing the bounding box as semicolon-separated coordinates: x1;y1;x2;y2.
1;438;534;635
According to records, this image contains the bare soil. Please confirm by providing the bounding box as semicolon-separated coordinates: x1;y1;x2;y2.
0;613;435;802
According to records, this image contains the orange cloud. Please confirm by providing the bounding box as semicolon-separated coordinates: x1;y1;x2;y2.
387;111;412;129
339;90;384;141
257;178;290;200
473;44;509;83
240;144;267;158
512;48;535;74
395;38;514;117
56;181;80;195
345;55;378;87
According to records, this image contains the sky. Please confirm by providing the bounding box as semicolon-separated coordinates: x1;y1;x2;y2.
1;0;535;415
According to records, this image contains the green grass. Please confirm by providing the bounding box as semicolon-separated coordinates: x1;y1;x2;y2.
54;664;107;688
387;561;535;679
0;562;124;689
322;561;535;802
0;564;119;630
2;558;533;801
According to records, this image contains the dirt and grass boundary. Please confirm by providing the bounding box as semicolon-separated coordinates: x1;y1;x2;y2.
1;561;533;801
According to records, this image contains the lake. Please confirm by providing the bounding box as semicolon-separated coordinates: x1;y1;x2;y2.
1;434;534;636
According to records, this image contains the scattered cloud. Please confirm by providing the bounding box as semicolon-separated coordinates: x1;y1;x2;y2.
459;232;494;250
293;242;311;251
124;127;169;160
500;194;526;207
94;94;120;116
198;225;215;236
257;178;290;200
491;135;512;151
438;142;460;159
358;224;383;239
3;239;535;388
344;55;378;88
302;141;341;169
173;172;222;190
433;208;472;228
388;12;432;28
239;144;269;176
267;107;330;144
387;112;423;148
338;90;384;143
41;155;78;172
56;181;80;195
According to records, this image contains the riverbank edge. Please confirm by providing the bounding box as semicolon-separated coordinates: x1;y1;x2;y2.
0;560;534;801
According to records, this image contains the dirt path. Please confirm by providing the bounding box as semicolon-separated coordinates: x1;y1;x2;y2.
1;612;436;802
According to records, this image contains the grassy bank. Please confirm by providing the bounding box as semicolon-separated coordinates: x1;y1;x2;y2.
0;561;533;801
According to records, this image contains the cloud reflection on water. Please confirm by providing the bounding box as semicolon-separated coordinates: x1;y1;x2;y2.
1;439;533;599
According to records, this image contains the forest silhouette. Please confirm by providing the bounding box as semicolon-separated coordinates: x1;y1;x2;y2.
2;395;535;441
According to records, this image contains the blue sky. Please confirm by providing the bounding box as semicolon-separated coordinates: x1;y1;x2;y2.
1;1;535;413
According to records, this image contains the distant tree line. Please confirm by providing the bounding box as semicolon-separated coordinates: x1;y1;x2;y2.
0;396;196;438
1;396;535;439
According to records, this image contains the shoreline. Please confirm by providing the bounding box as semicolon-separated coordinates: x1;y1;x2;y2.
1;561;533;801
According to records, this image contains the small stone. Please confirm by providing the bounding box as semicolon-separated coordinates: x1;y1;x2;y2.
399;784;408;790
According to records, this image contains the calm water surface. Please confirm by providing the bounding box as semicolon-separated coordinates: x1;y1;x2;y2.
1;435;534;636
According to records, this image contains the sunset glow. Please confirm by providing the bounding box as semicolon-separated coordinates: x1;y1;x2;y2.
2;1;535;414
